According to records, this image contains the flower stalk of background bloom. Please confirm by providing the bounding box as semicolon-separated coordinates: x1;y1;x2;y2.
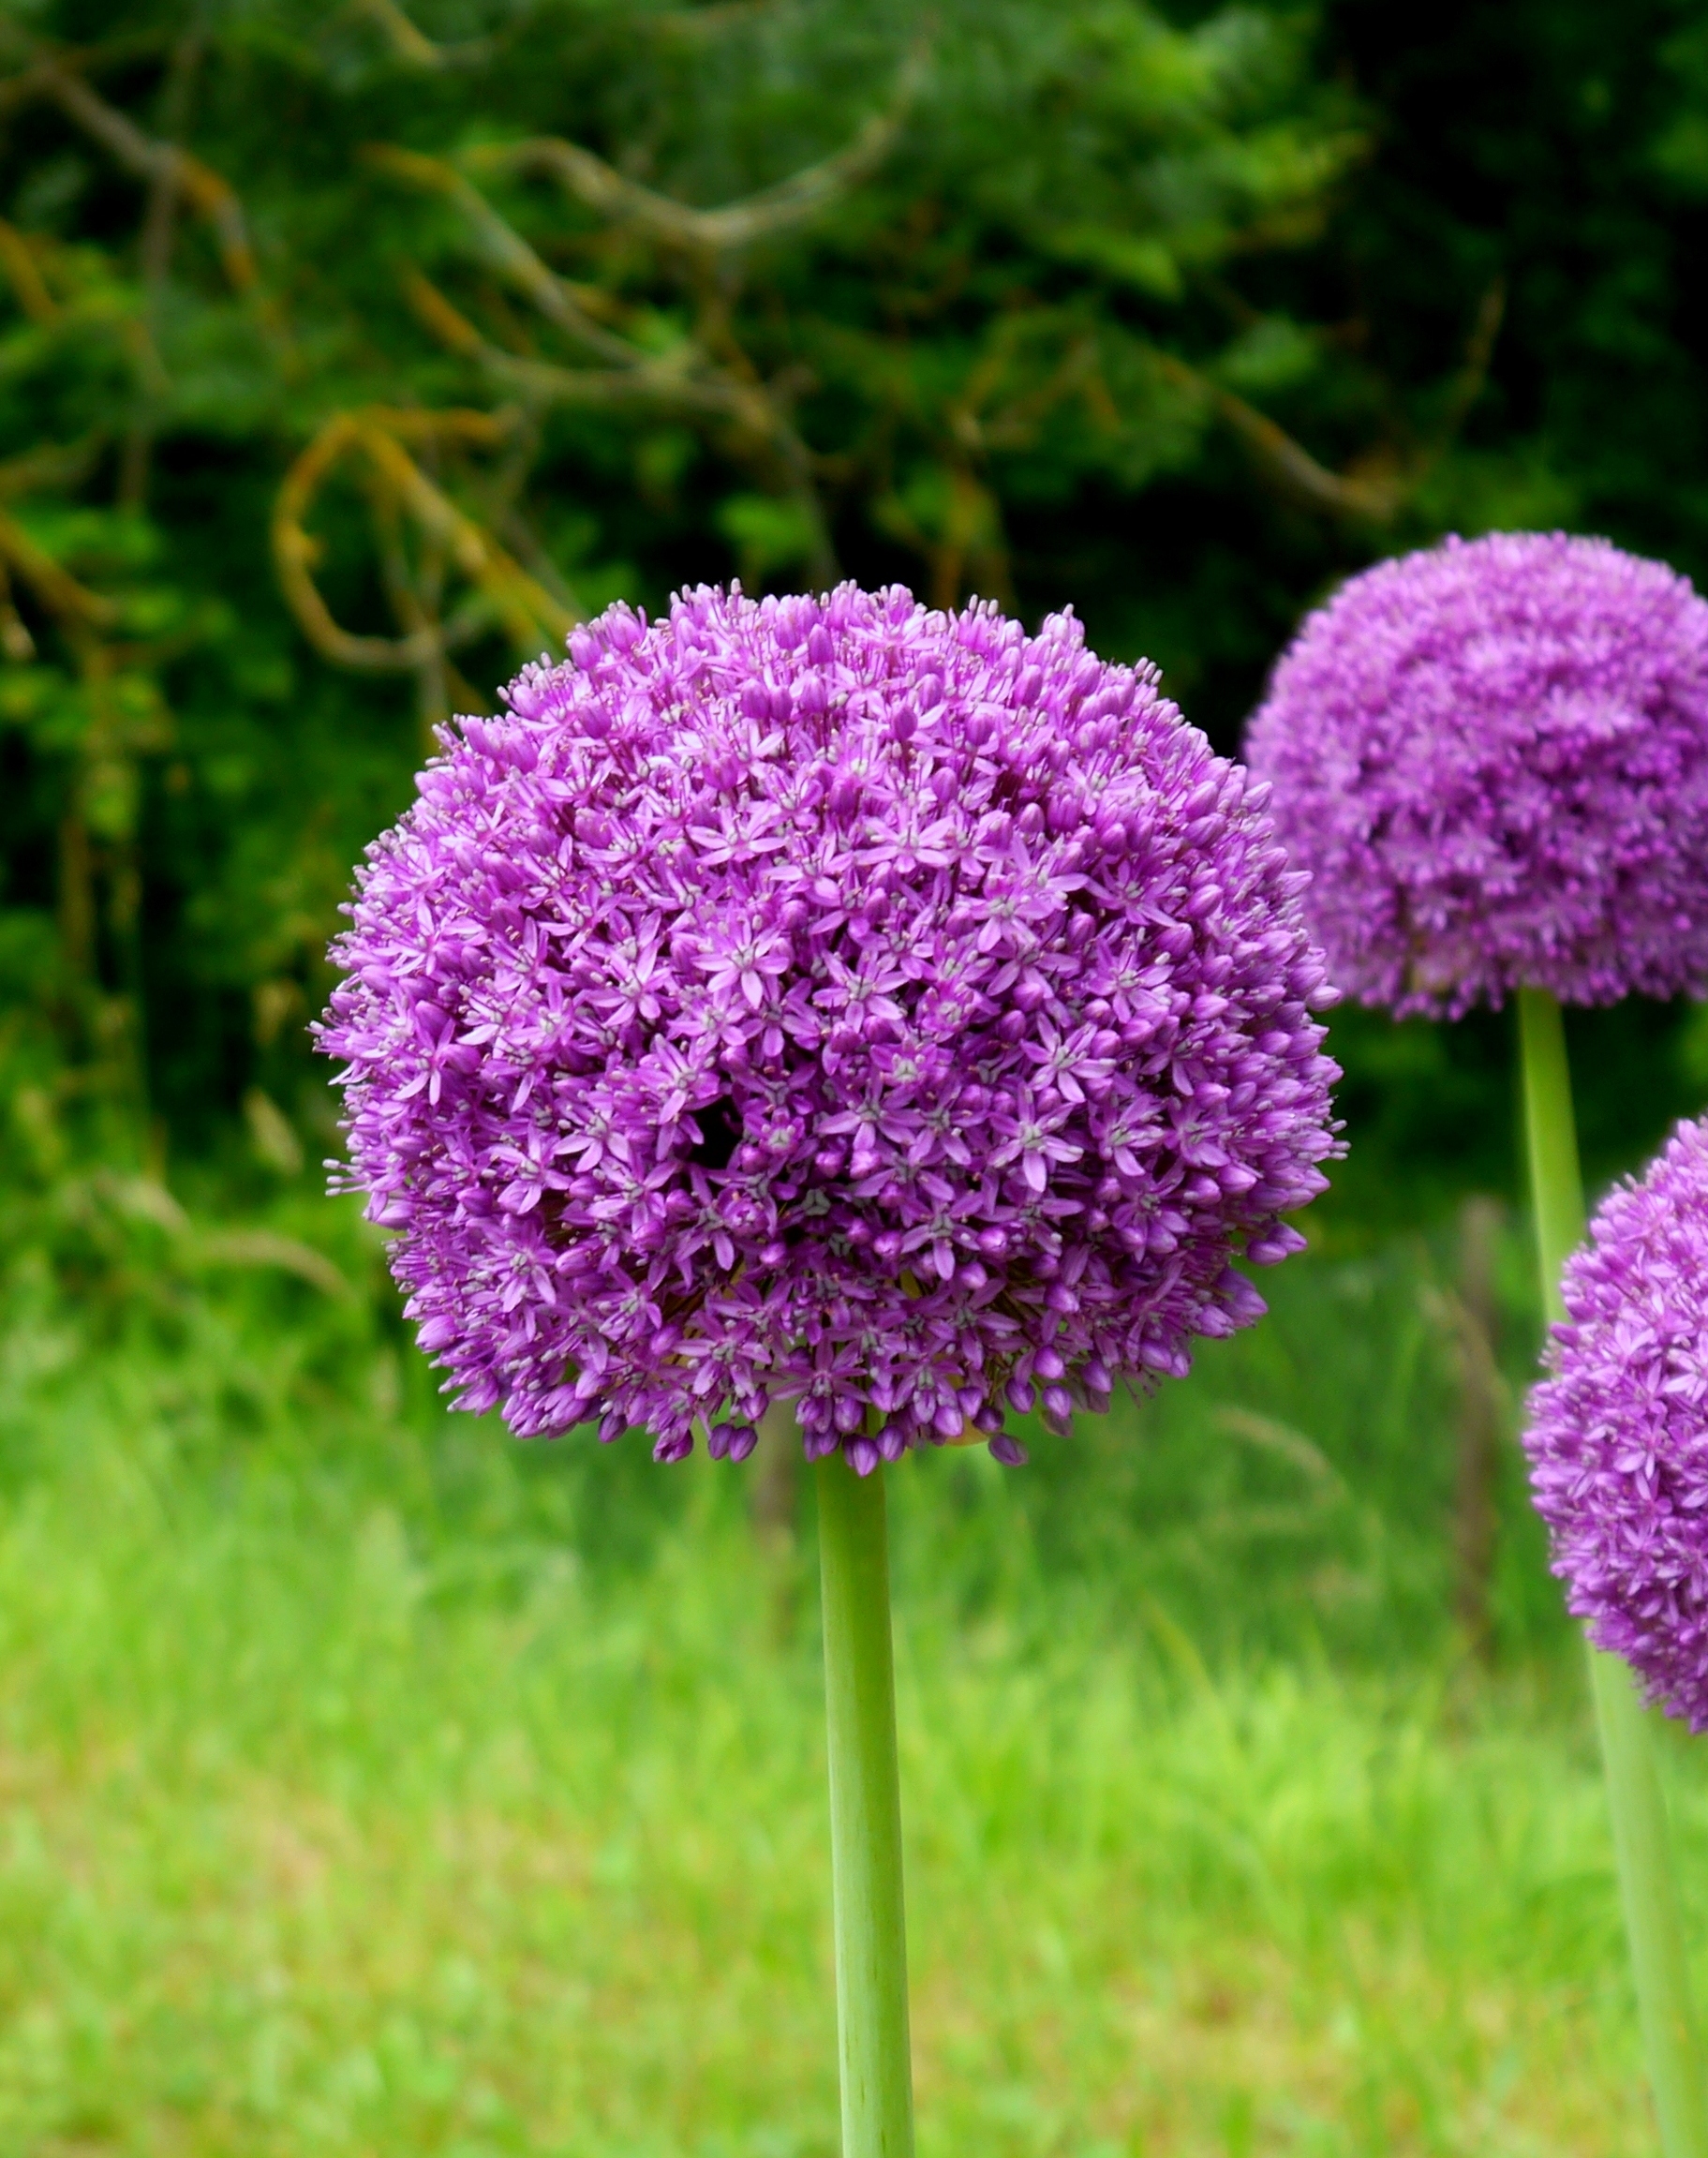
1249;530;1708;2158
321;583;1341;2152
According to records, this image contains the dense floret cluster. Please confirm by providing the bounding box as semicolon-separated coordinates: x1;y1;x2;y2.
1245;531;1708;1018
1526;1117;1708;1729
320;584;1340;1468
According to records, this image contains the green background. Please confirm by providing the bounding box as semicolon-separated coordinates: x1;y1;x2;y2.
7;13;1708;2153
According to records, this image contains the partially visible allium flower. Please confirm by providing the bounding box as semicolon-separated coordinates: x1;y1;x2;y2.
319;584;1340;1468
1245;532;1708;1019
1525;1117;1708;1729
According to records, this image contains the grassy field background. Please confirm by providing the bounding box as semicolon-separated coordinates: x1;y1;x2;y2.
0;1199;1701;2157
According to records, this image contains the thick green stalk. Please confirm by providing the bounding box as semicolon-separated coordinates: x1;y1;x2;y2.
816;1451;915;2158
1519;986;1707;2158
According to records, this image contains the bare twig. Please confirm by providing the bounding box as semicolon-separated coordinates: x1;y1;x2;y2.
404;267;837;583
406;272;737;417
366;146;636;365
873;463;1010;612
0;436;104;502
122;21;207;507
1154;350;1400;522
0;507;116;629
272;407;577;676
0;218;59;322
1432;276;1507;450
365;441;453;737
0;558;33;660
377;74;894;591
496;507;587;624
1161;275;1506;528
961;333;1102;454
466;43;924;256
351;0;494;71
34;60;256;292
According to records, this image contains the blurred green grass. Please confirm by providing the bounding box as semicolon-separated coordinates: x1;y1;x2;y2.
0;1211;1701;2155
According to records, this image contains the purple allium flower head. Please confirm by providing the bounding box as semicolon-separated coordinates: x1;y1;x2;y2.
1245;532;1708;1019
1525;1116;1708;1729
319;584;1340;1468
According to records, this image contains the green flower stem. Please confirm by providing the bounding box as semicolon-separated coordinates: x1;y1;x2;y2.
816;1451;915;2158
1519;985;1707;2158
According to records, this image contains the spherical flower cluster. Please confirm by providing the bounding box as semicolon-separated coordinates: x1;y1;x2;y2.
1525;1116;1708;1729
1245;531;1708;1019
320;583;1340;1469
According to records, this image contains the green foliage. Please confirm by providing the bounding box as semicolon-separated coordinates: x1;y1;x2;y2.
0;0;1366;1176
0;3;1705;1220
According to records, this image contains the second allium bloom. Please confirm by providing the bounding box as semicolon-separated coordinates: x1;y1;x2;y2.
1245;531;1708;1018
322;585;1340;1466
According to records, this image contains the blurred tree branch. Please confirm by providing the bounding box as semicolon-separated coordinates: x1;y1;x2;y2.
272;407;578;708
351;0;497;72
464;40;925;259
16;56;257;292
0;218;58;322
1154;275;1506;527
